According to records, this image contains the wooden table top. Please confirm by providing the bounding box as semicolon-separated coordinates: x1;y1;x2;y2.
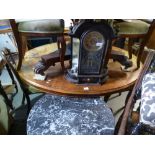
19;43;143;97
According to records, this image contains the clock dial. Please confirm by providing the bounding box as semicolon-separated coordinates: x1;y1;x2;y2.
83;31;105;52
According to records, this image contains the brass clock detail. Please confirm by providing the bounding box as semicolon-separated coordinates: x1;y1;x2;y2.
83;31;105;52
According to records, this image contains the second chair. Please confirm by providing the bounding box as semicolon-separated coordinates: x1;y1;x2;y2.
9;19;66;71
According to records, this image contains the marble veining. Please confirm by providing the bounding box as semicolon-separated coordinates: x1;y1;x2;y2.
27;94;115;135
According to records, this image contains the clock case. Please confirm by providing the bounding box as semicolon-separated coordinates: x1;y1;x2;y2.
66;20;115;84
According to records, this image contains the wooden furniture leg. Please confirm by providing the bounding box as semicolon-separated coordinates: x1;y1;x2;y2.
21;35;28;57
128;38;134;59
104;94;111;102
57;35;66;72
9;19;23;70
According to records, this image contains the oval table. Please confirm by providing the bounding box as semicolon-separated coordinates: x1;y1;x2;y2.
19;43;143;97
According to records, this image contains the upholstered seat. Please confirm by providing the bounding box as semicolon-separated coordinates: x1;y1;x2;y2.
140;19;153;24
16;19;64;34
115;20;150;35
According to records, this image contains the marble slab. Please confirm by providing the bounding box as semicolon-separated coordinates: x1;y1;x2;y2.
27;94;115;135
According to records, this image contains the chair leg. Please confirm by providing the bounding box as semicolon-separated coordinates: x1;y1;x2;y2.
114;112;124;134
21;93;26;105
104;94;111;102
57;35;66;72
17;35;27;70
137;46;145;69
128;38;134;59
16;50;23;71
25;93;31;115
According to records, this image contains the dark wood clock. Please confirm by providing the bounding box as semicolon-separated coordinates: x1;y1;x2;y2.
66;20;115;84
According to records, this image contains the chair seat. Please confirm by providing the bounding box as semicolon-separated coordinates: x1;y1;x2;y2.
140;19;153;24
27;94;115;135
115;20;150;35
17;19;64;34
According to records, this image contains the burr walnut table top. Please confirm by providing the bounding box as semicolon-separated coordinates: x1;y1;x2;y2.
19;43;143;97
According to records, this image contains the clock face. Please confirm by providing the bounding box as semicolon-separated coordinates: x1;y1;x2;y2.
83;31;105;52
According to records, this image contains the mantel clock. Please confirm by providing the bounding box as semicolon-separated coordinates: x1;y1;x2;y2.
66;20;115;84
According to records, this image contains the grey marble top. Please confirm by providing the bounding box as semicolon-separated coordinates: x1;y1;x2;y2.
27;94;115;135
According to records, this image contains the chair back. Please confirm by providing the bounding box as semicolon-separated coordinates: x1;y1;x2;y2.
1;51;31;114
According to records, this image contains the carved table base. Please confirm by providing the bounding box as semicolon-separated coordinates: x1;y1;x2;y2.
33;44;133;75
34;44;71;75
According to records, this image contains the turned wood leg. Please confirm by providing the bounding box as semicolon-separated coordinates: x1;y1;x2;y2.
114;112;124;134
21;35;28;57
137;43;145;69
104;94;111;102
57;35;66;72
17;56;22;71
17;35;24;70
128;38;134;59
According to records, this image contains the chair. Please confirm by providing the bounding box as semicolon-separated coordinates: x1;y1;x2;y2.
2;50;46;114
117;21;155;134
114;19;152;68
9;19;66;71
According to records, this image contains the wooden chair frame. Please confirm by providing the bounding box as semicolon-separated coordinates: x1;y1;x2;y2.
9;19;66;71
115;20;155;66
118;52;155;134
